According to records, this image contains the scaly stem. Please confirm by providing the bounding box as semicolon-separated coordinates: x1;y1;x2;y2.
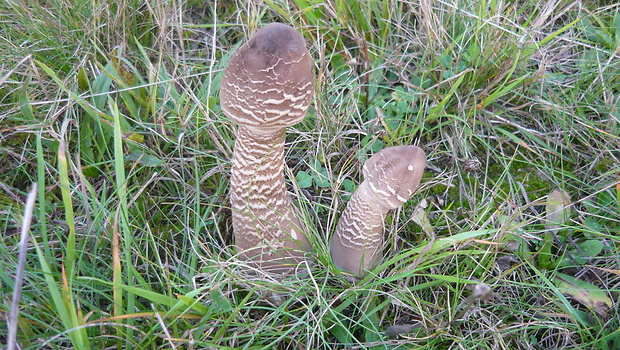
231;125;311;273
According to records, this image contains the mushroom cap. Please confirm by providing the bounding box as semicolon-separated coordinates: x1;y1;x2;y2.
363;145;427;210
220;23;315;132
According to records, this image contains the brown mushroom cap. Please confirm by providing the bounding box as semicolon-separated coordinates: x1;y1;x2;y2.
220;23;315;133
363;145;427;211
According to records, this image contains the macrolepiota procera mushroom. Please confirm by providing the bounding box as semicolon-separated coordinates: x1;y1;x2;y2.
330;145;427;278
220;23;315;274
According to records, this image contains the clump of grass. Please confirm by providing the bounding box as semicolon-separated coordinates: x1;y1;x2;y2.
1;0;619;349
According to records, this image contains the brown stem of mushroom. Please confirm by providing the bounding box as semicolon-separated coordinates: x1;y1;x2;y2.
330;182;386;276
231;125;310;273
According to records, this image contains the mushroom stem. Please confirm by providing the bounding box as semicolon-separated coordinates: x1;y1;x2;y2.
330;182;387;275
230;125;310;272
330;145;427;278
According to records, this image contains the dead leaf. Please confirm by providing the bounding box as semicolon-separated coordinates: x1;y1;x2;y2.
411;203;434;236
385;324;419;338
554;272;611;319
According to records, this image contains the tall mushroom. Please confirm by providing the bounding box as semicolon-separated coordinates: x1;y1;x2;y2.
330;145;426;278
220;23;315;274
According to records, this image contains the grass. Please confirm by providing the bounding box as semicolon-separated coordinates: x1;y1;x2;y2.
1;0;619;349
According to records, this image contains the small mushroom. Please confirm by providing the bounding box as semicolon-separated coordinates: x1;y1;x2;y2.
220;23;315;274
330;145;427;278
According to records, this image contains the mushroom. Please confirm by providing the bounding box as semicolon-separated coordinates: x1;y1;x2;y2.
330;145;426;278
220;23;315;274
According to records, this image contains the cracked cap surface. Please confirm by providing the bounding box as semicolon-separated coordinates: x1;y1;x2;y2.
220;23;315;132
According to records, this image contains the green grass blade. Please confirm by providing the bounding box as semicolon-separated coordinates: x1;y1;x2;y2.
110;98;136;348
57;120;76;277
